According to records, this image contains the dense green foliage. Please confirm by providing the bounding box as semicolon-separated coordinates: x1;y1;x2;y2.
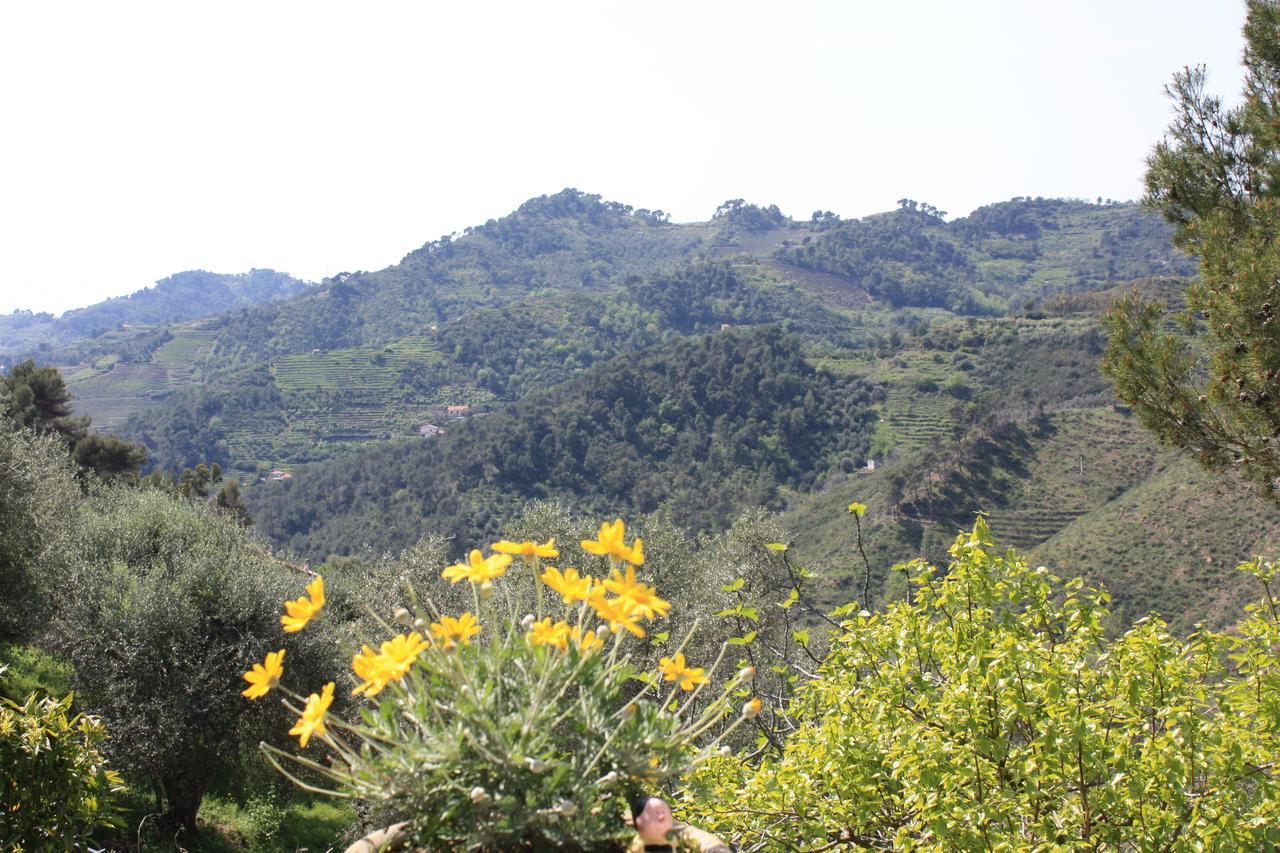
2;359;89;447
0;417;81;642
684;520;1280;849
1105;1;1280;497
200;190;699;371
48;489;343;831
252;328;876;560
0;691;124;849
29;190;1183;486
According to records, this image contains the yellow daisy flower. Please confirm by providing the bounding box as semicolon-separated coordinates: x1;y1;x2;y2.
570;626;604;653
351;632;430;697
281;576;324;633
442;550;511;585
580;519;644;566
491;538;560;560
602;564;670;621
659;652;707;691
588;590;645;638
526;617;572;650
241;649;285;699
429;612;482;649
289;682;334;747
540;566;594;605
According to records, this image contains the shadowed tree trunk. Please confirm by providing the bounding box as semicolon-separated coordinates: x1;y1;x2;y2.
161;773;209;834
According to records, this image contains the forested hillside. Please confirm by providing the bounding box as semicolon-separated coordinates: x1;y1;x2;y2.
0;269;308;362
251;327;876;558
779;198;1195;312
31;192;1188;480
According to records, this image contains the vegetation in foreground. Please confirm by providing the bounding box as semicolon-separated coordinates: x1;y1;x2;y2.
685;519;1280;849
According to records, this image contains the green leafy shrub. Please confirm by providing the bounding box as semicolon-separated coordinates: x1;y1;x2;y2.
0;691;124;849
683;518;1280;849
256;521;758;851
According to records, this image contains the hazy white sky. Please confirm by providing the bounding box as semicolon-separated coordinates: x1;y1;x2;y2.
0;1;1248;315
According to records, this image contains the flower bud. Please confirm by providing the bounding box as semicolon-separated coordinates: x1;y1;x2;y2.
479;581;494;600
556;800;578;817
718;745;732;756
622;702;637;718
742;697;762;719
526;757;548;774
394;607;412;625
520;613;536;630
413;617;427;630
469;786;488;803
738;665;756;682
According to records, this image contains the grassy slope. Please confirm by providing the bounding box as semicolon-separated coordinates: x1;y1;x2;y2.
779;405;1278;632
1030;455;1280;632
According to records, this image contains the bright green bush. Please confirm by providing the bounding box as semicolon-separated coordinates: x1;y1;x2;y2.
0;691;124;849
683;518;1280;849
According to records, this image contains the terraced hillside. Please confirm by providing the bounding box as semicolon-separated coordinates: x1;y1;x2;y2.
151;328;217;380
63;361;172;430
272;336;442;394
1030;455;1280;632
59;324;219;430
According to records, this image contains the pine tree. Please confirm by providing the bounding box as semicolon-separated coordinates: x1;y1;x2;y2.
1103;1;1280;495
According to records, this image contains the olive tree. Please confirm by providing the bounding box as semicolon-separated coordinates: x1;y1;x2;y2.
0;414;81;643
49;488;343;832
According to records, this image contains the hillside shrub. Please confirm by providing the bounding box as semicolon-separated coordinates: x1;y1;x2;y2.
0;690;124;849
255;520;759;851
683;518;1280;849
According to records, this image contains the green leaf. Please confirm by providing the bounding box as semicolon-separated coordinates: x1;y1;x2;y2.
727;631;758;646
764;542;789;551
792;628;811;647
778;587;800;610
650;631;669;645
721;577;746;592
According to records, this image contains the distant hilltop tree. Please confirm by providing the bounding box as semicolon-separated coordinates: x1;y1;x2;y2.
713;198;789;232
